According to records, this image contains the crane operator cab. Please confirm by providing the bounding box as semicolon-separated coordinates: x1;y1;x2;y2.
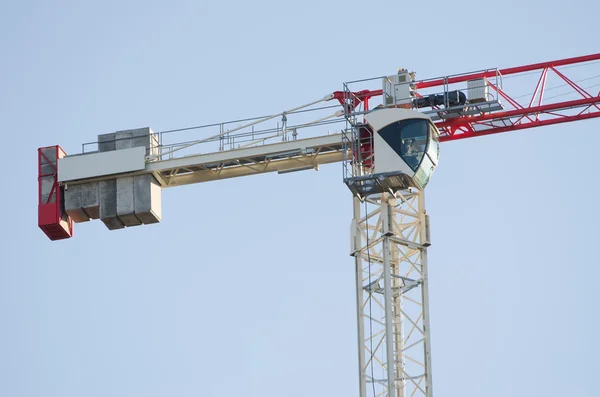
345;108;440;198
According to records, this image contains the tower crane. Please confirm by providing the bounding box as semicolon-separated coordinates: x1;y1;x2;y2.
37;53;600;397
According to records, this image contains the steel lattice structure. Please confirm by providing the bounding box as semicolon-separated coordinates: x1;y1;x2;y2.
38;52;600;397
334;53;600;142
352;190;432;397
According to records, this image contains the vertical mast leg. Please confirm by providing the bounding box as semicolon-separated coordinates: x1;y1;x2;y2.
353;197;368;397
351;189;433;397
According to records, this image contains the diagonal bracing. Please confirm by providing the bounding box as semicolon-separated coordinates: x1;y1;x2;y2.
351;189;433;397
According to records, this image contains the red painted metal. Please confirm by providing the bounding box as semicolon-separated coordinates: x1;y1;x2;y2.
417;53;600;89
438;112;600;142
528;68;547;109
332;90;380;112
38;146;73;241
437;97;600;128
332;54;600;112
435;61;600;141
333;53;600;143
438;97;599;127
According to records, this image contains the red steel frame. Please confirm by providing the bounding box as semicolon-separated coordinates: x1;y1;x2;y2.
38;145;73;240
333;53;600;142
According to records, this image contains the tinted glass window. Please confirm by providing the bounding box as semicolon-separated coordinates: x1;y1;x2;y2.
427;126;439;166
379;119;429;172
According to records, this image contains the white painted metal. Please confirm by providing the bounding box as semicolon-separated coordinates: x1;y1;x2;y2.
352;197;368;397
382;70;416;108
58;146;146;182
365;109;420;177
59;133;345;187
467;78;489;103
150;133;344;186
150;134;341;170
373;133;413;177
159;151;341;187
364;108;433;131
351;189;432;397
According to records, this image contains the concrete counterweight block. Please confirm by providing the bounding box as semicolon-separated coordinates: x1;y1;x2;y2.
100;179;124;230
114;128;159;157
64;182;100;223
115;130;133;150
81;182;101;219
134;128;160;159
98;133;116;152
115;175;162;226
134;175;162;224
98;127;158;155
95;126;162;230
117;177;142;227
65;185;87;222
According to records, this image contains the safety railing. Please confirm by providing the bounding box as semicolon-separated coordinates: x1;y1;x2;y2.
80;98;348;161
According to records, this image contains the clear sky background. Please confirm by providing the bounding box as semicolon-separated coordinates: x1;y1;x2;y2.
1;1;599;396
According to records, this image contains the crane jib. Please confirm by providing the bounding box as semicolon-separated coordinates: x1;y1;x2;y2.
37;52;600;240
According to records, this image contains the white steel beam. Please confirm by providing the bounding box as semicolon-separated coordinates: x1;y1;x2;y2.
160;151;342;187
148;133;344;187
351;189;433;397
59;134;345;187
57;146;146;182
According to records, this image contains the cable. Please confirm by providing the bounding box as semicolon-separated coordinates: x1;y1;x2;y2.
155;104;341;135
536;82;600;101
510;74;600;100
364;198;376;397
501;60;600;80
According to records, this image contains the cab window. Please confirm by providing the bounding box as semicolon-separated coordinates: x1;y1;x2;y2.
379;119;429;172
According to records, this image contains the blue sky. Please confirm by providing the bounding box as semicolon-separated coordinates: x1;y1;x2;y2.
1;1;599;396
